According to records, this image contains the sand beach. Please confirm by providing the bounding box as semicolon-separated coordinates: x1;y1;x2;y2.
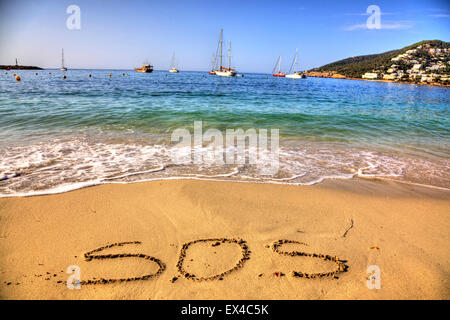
0;178;448;300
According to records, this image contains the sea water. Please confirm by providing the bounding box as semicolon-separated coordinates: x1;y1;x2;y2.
0;69;449;196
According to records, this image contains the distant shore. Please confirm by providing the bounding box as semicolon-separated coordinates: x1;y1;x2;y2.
0;178;448;299
306;72;450;87
0;65;43;70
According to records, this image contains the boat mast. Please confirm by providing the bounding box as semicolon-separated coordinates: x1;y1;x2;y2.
272;55;280;74
279;54;282;73
171;52;175;69
294;48;298;73
289;49;298;74
213;30;221;71
228;41;231;70
219;29;223;70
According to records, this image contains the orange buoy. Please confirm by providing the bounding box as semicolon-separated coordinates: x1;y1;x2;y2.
49;72;52;74
15;76;21;81
13;73;16;76
109;73;112;77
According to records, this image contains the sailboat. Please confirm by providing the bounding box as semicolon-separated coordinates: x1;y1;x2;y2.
285;49;306;79
169;53;179;73
60;49;67;71
272;54;285;77
214;29;237;77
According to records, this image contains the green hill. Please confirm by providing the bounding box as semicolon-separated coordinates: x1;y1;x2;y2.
310;40;449;78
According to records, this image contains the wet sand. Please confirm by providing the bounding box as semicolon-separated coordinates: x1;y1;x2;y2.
0;178;449;299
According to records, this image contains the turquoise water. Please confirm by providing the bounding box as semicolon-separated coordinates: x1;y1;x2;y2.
0;69;449;196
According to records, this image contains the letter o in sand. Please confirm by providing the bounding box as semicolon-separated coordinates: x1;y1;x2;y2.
176;238;251;282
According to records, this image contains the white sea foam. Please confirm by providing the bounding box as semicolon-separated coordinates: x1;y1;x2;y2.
0;137;448;197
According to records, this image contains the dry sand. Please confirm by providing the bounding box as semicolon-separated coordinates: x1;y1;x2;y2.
0;178;449;299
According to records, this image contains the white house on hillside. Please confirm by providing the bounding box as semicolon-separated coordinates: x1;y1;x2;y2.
362;72;378;79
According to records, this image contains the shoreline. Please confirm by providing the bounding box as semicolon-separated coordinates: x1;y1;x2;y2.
1;173;449;199
0;178;448;299
306;74;450;87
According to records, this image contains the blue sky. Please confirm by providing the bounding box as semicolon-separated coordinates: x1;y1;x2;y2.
0;0;449;72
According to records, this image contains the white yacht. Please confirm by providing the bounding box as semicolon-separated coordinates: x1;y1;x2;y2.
60;49;67;71
169;52;179;73
213;29;237;77
285;49;306;79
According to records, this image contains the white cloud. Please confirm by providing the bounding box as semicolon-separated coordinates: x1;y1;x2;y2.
343;22;413;31
343;24;368;31
429;14;450;18
427;8;448;12
367;11;392;16
345;12;393;16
